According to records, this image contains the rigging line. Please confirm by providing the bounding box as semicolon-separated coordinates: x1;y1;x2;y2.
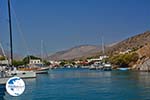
0;1;2;21
0;42;9;66
10;3;31;56
0;0;3;18
0;42;6;58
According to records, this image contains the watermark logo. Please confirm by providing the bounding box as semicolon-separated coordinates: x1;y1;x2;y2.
6;77;25;96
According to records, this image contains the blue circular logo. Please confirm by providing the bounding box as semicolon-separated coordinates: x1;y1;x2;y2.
6;77;25;96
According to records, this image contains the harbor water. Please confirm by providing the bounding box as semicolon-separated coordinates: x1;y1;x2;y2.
1;68;150;100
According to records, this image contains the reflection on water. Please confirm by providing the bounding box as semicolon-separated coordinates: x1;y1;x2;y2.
49;68;111;79
136;72;150;100
0;85;5;100
138;72;150;86
2;69;150;100
3;78;37;100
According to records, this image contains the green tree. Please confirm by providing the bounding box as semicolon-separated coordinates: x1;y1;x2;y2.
43;60;51;66
71;62;76;65
59;60;67;66
109;52;139;67
12;60;24;67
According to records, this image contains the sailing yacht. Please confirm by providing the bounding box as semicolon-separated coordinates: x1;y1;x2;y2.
19;41;50;74
101;37;112;71
35;40;50;74
19;59;50;74
0;0;36;84
0;42;36;79
89;36;112;71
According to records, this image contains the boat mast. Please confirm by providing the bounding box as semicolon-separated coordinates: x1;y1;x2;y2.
101;36;106;63
101;36;105;55
41;40;43;66
8;0;13;67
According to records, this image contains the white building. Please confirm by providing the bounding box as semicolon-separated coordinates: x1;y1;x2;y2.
29;59;42;65
87;55;109;62
119;49;132;54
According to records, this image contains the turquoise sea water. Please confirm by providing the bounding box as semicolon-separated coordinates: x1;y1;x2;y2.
1;68;150;100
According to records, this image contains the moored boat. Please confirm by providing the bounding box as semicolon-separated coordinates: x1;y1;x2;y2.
0;68;36;85
102;63;112;71
0;0;36;85
117;67;130;71
19;66;50;74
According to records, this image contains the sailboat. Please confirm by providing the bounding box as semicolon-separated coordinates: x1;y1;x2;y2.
36;40;50;74
19;40;50;74
0;0;36;84
89;36;112;71
35;40;50;74
101;36;112;71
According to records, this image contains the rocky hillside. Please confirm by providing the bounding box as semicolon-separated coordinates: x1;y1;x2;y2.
48;45;102;60
136;44;150;58
107;31;150;55
132;44;150;71
107;31;150;71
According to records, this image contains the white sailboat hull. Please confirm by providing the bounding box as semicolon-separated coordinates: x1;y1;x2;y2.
36;67;50;74
0;70;36;84
10;70;36;78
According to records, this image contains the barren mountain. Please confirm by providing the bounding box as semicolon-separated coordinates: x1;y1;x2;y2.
48;31;150;60
0;49;22;60
48;45;101;60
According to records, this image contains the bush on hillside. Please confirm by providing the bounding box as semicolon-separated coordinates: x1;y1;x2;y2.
109;52;139;67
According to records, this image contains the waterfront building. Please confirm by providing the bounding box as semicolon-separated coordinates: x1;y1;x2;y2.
29;59;42;65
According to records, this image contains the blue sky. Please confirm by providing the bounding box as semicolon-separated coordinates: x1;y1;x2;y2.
0;0;150;56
